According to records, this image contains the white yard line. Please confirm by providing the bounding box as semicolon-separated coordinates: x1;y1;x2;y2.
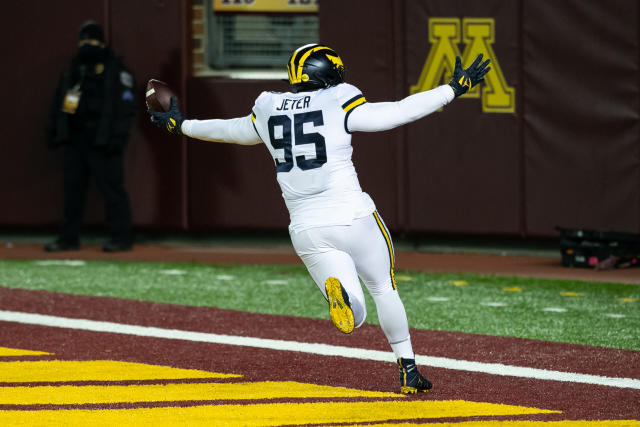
1;309;638;390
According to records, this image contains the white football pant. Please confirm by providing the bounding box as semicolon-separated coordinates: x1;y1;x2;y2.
290;212;414;359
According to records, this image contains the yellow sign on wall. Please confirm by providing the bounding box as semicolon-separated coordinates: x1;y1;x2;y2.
411;18;515;113
213;0;318;13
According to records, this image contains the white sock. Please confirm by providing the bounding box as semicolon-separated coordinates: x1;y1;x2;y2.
390;337;414;360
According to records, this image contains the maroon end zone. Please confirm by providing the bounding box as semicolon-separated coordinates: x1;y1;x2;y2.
0;287;639;422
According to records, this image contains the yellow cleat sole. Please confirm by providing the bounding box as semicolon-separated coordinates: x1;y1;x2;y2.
400;386;431;394
325;277;354;334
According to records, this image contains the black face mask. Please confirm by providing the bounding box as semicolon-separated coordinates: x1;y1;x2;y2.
78;44;104;63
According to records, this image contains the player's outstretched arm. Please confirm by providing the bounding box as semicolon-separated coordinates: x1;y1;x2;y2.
181;116;262;146
147;96;261;145
348;54;491;133
348;85;454;133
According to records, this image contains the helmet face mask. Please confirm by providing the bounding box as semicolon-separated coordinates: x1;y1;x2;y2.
287;44;345;93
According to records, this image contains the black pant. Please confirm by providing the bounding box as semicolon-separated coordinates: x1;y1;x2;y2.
59;137;132;245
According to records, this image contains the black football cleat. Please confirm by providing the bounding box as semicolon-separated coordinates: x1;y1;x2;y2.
398;357;432;394
325;277;354;334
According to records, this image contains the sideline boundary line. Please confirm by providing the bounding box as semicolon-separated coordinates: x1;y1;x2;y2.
1;309;639;390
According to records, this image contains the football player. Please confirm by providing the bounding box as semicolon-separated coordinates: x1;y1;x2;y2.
148;44;490;393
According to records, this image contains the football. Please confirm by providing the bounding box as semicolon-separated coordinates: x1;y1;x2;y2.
145;79;176;112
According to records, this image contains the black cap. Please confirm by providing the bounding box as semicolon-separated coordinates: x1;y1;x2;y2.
78;20;104;42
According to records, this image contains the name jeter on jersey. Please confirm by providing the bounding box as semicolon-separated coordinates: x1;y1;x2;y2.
276;95;311;111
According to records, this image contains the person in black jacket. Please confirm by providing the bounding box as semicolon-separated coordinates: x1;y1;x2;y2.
45;20;135;252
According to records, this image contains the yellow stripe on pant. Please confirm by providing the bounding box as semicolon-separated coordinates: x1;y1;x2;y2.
372;211;396;290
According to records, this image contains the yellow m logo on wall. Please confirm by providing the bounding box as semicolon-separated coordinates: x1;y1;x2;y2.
410;18;515;113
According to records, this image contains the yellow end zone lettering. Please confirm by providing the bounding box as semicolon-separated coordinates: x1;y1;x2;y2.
0;347;51;357
0;400;559;426
0;360;240;383
0;381;400;405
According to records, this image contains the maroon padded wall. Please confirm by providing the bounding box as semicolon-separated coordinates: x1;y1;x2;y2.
1;0;638;237
319;0;404;230
185;78;291;230
1;0;188;229
109;0;189;228
400;0;521;234
522;0;640;235
0;1;108;226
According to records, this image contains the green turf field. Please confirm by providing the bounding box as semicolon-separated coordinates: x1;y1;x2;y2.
0;259;638;350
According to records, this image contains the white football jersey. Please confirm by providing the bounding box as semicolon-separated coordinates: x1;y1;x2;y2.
250;83;375;232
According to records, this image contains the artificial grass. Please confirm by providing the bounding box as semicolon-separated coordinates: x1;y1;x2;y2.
0;259;638;350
